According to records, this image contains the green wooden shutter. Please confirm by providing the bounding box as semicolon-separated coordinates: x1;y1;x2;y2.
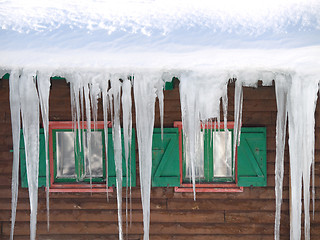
151;128;180;187
107;128;136;187
20;129;47;188
237;127;267;187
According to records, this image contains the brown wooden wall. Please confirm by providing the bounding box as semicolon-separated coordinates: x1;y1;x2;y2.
0;78;319;239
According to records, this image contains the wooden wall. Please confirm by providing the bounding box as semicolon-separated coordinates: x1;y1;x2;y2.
0;78;319;239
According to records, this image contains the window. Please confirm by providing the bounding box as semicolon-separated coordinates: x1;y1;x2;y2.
20;121;136;192
50;122;107;192
183;126;233;182
151;123;267;192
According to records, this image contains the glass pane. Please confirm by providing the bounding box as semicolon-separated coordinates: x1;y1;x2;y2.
213;130;232;178
56;131;76;178
84;131;103;178
185;131;204;179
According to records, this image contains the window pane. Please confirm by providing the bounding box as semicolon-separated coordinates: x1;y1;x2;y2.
84;131;103;178
56;131;76;178
213;130;232;178
185;131;204;179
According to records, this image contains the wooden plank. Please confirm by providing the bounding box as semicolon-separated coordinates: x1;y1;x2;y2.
0;209;224;223
225;211;289;224
167;199;288;211
2;222;289;235
0;162;12;174
1;234;289;240
0;235;141;240
0;198;167;210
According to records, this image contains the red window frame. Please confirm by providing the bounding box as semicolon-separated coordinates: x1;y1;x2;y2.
173;121;243;193
48;121;113;193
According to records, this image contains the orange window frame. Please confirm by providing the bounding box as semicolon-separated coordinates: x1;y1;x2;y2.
48;121;113;193
173;121;243;193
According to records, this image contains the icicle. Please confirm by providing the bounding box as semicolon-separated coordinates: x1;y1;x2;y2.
222;86;228;132
111;76;123;240
70;80;82;156
287;74;318;240
36;71;51;232
122;78;132;233
180;75;199;200
9;69;21;240
80;83;85;151
102;78;110;200
180;72;229;199
274;74;290;240
19;69;39;240
233;79;243;181
134;73;159;240
83;82;93;186
156;79;164;139
222;87;229;171
90;80;101;130
312;143;315;219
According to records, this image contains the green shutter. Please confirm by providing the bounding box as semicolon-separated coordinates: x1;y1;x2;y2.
237;127;267;187
107;128;136;187
20;129;47;188
151;128;180;187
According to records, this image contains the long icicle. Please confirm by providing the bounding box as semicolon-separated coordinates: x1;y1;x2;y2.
122;78;132;234
102;78;110;200
111;76;123;240
134;73;158;240
274;74;289;240
9;69;21;240
156;79;164;140
233;79;243;182
287;74;319;240
36;71;52;232
179;74;199;200
83;82;93;187
90;80;100;130
19;69;40;240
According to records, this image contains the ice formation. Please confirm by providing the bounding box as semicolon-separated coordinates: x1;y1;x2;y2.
19;69;40;240
274;74;290;240
36;71;52;231
179;71;229;199
134;73;163;240
122;78;133;229
288;75;319;240
101;76;110;198
6;66;320;240
110;75;124;240
9;69;21;240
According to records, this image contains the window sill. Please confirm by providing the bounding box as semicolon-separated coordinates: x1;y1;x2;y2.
48;184;113;193
174;185;243;193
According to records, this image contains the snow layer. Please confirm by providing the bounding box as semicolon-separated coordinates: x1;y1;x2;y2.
1;0;319;34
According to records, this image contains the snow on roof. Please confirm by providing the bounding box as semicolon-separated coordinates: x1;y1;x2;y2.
0;0;320;75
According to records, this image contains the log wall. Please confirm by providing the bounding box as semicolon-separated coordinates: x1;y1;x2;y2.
0;78;319;239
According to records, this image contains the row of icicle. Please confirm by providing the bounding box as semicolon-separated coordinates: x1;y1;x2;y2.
9;69;319;240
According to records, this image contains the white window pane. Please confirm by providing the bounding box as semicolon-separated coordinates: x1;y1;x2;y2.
56;131;76;178
185;131;204;179
84;131;103;178
213;130;232;178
